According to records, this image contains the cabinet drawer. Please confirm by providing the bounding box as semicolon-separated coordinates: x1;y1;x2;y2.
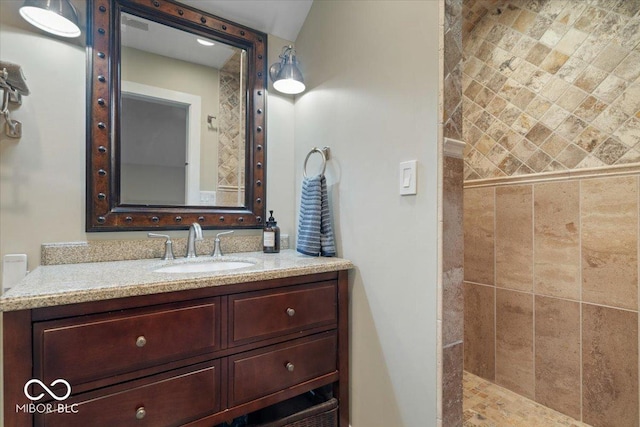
38;361;221;427
230;282;337;346
229;332;337;406
34;298;220;386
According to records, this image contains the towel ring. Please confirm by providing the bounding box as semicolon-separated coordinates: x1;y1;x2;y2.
303;147;329;178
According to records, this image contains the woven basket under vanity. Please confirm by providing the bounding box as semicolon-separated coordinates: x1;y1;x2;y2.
249;397;338;427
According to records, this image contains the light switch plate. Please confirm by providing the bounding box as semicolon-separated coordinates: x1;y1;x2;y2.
399;160;417;195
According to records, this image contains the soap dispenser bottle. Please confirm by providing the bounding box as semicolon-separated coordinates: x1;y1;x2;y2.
263;210;280;253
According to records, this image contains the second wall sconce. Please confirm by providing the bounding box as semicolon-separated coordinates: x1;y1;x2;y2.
19;0;81;38
269;45;305;95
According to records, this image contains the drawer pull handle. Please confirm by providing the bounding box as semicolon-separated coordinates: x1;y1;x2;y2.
286;308;296;317
286;362;295;372
135;406;146;420
136;336;147;348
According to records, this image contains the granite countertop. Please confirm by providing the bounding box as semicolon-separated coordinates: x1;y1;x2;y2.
0;250;353;312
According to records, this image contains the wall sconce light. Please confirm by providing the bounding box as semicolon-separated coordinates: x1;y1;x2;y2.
269;45;305;95
19;0;81;38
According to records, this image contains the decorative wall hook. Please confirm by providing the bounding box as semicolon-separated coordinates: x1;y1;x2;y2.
0;62;30;139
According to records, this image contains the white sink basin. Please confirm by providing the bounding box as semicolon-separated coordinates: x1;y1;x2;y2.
154;261;255;274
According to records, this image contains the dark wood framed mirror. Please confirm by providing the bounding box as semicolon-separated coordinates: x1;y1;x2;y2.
86;0;267;231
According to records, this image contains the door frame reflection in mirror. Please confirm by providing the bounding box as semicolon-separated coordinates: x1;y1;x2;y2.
120;80;202;206
86;0;267;231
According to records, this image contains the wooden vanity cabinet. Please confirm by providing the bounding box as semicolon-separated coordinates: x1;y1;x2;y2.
3;271;349;427
37;361;222;427
34;298;221;387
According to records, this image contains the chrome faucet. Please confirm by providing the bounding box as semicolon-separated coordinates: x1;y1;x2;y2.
186;223;203;258
147;233;175;260
212;231;234;258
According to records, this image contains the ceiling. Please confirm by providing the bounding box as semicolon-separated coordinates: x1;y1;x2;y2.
121;12;238;69
119;0;315;71
4;1;312;49
176;0;313;42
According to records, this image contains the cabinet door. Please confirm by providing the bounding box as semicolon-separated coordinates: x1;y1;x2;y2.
229;282;337;346
34;298;220;386
37;361;221;427
229;332;337;406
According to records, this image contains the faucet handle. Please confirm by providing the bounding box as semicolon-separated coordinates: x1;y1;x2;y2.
212;231;234;257
215;230;234;240
148;233;175;260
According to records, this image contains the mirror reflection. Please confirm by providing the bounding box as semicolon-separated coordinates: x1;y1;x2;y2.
119;12;247;207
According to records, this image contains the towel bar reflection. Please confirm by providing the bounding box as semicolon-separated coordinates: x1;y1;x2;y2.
1;61;30;139
303;146;330;178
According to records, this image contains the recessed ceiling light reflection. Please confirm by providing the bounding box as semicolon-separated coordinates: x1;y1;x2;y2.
197;38;215;47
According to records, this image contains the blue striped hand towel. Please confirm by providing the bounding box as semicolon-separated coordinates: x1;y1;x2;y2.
296;175;336;257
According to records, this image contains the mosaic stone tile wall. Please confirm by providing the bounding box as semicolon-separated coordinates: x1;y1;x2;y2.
462;0;640;180
217;51;246;206
444;0;464;140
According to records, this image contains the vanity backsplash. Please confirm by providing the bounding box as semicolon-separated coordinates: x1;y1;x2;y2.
41;234;289;266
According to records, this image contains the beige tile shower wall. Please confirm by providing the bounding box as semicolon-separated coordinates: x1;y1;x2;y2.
442;1;464;426
463;173;640;426
495;288;534;399
442;156;464;427
534;295;581;420
462;0;640;180
217;52;246;206
534;181;580;300
463;186;494;284
582;304;639;426
443;157;464;348
444;0;464;140
582;176;638;309
495;185;532;291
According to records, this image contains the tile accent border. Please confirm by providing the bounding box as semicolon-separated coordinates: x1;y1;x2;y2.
465;163;640;188
445;137;466;159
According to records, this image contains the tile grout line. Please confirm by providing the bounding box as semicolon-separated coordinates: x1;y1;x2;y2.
465;279;640;312
494;185;498;383
579;177;583;423
531;183;536;403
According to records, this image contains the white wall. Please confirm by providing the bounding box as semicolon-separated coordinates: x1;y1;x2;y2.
0;3;296;277
266;35;297;240
0;10;86;275
294;1;440;425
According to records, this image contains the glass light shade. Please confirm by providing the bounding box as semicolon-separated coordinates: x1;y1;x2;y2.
273;77;305;95
20;0;81;38
273;61;305;95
